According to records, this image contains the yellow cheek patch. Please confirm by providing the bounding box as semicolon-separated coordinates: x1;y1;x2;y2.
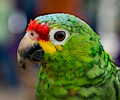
38;40;56;54
38;40;63;54
55;45;62;51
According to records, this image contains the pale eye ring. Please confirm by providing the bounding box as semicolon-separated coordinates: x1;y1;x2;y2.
49;29;70;45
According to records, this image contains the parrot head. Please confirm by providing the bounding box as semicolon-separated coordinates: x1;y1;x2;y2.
17;13;101;74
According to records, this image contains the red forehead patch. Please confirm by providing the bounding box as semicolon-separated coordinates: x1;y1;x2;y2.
27;19;50;41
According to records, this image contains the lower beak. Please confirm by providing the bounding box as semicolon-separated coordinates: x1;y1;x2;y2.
17;34;44;69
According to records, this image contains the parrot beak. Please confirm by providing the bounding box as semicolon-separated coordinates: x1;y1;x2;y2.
17;33;45;69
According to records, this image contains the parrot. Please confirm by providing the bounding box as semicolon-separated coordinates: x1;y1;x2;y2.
17;13;120;100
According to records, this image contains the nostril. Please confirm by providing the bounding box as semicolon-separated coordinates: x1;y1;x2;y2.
31;32;34;36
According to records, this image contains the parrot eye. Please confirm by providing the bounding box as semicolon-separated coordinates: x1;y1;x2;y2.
49;29;70;45
54;31;66;41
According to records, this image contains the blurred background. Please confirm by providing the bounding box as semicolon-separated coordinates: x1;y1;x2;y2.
0;0;120;100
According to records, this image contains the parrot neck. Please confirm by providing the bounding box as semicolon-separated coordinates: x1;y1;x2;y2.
36;49;117;99
38;48;116;87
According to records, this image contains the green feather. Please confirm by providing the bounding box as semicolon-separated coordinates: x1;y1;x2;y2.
32;13;120;100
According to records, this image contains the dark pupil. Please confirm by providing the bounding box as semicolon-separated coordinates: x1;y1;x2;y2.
54;31;66;41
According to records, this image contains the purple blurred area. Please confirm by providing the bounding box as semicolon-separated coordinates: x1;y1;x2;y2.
0;0;120;100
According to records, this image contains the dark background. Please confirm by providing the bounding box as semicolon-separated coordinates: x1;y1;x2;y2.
0;0;120;100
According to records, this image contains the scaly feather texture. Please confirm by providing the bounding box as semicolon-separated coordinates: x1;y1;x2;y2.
32;14;120;100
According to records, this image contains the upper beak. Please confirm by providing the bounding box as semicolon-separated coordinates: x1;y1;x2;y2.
17;34;44;69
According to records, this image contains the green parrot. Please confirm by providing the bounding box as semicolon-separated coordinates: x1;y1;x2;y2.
17;13;120;100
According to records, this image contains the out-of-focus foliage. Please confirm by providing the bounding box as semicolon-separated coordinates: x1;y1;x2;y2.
0;0;14;46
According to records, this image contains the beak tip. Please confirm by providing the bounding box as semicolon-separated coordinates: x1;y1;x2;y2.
17;60;26;69
17;51;26;69
22;63;26;69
